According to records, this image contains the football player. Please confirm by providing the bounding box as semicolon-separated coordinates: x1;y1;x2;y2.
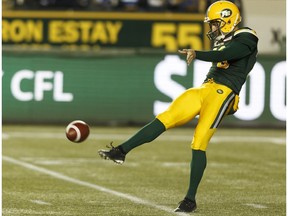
98;0;258;213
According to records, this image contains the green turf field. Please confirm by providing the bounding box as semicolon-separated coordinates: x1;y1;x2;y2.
2;125;286;216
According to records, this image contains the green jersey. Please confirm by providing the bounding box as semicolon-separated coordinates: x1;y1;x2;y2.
195;27;258;94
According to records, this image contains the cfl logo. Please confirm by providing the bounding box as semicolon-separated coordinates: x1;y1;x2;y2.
221;9;232;18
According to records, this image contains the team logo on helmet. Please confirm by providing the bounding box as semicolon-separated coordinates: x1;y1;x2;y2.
220;9;232;18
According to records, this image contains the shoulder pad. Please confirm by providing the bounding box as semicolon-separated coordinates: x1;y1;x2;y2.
234;28;258;38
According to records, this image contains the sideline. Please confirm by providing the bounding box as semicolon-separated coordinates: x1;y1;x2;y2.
2;131;286;145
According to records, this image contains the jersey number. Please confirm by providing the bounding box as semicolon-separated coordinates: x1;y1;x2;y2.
214;45;230;69
217;61;229;69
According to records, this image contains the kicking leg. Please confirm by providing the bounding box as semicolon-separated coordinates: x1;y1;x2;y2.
120;118;166;154
98;118;165;164
98;87;202;164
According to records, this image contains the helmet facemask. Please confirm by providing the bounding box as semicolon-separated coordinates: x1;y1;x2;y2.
206;19;226;41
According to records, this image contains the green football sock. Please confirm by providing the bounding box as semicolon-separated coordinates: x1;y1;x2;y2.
119;118;166;154
186;150;207;201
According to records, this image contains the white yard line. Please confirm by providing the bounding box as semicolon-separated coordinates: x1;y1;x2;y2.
30;200;51;205
245;203;268;209
2;131;286;145
3;156;188;216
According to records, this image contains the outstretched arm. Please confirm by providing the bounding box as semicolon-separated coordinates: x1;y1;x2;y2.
195;42;251;62
178;33;257;65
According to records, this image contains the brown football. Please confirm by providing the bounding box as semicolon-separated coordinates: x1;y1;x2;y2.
65;120;90;143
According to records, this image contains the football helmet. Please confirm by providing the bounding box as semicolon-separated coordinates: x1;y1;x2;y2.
204;1;242;41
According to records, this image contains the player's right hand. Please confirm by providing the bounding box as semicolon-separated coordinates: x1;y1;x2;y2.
178;49;196;66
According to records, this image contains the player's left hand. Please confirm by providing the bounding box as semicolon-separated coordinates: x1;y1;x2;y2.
178;49;196;66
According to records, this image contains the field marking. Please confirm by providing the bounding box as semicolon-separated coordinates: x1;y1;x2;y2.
2;208;71;216
245;203;268;209
2;131;286;145
3;156;188;216
31;200;51;205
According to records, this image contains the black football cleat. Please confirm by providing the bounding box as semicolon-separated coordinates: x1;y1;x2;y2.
98;142;126;164
174;197;197;213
